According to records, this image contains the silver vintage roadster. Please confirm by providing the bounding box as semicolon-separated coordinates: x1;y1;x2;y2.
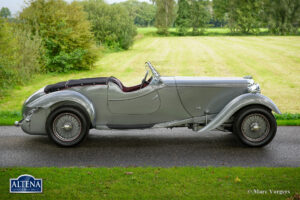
16;62;281;147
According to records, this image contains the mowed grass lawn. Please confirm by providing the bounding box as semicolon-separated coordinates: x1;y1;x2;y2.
1;167;300;200
0;29;300;113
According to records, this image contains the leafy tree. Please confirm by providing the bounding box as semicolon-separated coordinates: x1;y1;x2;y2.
119;0;156;27
229;0;263;33
175;0;190;35
0;7;11;18
82;0;137;49
119;0;139;19
190;0;210;35
135;2;156;26
0;18;42;95
154;0;176;35
212;0;228;27
19;0;97;72
0;18;16;91
213;0;228;21
263;0;300;35
213;0;263;33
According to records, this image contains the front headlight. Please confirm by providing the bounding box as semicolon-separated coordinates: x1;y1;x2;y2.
248;82;260;93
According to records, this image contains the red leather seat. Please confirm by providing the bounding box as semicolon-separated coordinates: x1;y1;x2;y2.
108;76;149;92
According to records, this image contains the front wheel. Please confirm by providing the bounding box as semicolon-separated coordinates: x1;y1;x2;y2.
233;106;277;147
46;107;90;147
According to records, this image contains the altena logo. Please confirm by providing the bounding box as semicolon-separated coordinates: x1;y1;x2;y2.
10;174;42;193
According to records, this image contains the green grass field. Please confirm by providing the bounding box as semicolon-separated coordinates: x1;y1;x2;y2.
1;167;299;200
0;28;299;114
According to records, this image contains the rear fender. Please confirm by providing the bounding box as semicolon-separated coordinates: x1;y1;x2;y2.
198;93;281;133
27;90;96;126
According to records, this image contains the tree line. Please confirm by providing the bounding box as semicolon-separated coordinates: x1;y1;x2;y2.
157;0;300;35
1;0;300;95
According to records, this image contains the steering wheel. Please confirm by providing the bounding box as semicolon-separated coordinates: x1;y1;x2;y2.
140;70;149;89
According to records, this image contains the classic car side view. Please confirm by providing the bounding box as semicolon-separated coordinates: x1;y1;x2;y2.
16;62;281;147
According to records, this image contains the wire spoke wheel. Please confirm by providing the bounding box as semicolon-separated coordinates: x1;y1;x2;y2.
233;106;277;147
241;113;270;142
47;107;90;146
53;113;82;142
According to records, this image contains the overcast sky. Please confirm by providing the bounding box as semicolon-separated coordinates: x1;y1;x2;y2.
0;0;151;16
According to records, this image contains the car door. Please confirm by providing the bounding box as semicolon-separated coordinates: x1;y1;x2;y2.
107;81;160;115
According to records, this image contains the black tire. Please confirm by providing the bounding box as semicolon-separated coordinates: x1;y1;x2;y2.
233;105;277;147
46;107;90;147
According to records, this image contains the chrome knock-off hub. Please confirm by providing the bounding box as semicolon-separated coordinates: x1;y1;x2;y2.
241;113;270;142
62;123;73;131
250;122;260;132
53;113;82;142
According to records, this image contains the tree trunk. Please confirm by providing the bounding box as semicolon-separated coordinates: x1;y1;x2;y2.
165;0;168;27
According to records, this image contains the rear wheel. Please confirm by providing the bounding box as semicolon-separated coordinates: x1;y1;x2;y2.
46;107;89;147
233;106;277;147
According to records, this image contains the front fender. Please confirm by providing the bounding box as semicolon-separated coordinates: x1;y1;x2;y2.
27;90;96;126
198;93;281;133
